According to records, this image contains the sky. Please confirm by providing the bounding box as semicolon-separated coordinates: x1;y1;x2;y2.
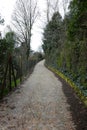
0;0;16;29
0;0;67;51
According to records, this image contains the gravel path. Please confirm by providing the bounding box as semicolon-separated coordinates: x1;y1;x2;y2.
0;60;87;130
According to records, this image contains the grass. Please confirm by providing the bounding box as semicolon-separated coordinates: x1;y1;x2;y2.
0;78;21;98
11;79;20;87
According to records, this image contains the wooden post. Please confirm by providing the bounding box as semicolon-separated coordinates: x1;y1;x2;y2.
0;62;8;98
0;55;17;99
12;62;17;88
8;55;12;91
20;55;22;82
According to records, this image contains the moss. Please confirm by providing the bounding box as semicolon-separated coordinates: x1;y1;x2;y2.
46;64;87;107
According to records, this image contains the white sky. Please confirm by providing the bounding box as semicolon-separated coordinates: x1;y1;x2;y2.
0;0;67;51
0;0;16;28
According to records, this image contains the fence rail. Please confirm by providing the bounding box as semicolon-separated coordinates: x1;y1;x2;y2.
0;56;39;99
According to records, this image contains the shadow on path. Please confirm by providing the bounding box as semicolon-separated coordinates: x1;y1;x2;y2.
55;74;87;130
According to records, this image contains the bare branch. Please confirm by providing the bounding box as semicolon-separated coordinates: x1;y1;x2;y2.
12;0;39;57
46;0;59;23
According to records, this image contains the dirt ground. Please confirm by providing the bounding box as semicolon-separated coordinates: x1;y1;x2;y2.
0;60;87;130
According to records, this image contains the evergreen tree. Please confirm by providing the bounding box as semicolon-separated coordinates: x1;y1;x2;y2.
42;12;62;66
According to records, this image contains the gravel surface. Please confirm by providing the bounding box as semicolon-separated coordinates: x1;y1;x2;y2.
0;60;87;130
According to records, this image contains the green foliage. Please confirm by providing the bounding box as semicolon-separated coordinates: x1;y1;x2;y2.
0;31;16;61
68;0;87;40
5;31;16;53
0;31;16;90
42;0;87;97
0;39;8;61
0;38;9;81
0;28;44;99
0;31;16;65
42;11;62;67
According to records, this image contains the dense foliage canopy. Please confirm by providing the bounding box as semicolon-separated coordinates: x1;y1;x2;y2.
42;0;87;95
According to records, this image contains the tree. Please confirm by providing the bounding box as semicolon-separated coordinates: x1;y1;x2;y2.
5;31;16;53
68;0;87;40
0;31;15;85
12;0;39;58
62;0;70;16
46;0;59;23
42;0;87;93
42;11;62;65
0;31;16;68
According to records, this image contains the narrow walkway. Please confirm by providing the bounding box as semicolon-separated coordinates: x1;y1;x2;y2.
0;60;87;130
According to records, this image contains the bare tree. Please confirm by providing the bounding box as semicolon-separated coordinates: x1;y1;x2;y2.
46;0;50;22
12;0;39;58
62;0;70;16
46;0;59;23
46;0;70;22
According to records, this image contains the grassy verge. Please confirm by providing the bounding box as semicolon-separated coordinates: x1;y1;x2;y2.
1;79;21;97
46;64;87;107
11;79;20;87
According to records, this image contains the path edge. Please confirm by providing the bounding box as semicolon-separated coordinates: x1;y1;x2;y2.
45;63;87;107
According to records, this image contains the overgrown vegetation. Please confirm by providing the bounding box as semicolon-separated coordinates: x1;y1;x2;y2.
0;31;43;99
42;0;87;97
0;0;43;99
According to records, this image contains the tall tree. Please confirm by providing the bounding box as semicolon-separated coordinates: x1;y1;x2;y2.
42;11;62;65
12;0;38;58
